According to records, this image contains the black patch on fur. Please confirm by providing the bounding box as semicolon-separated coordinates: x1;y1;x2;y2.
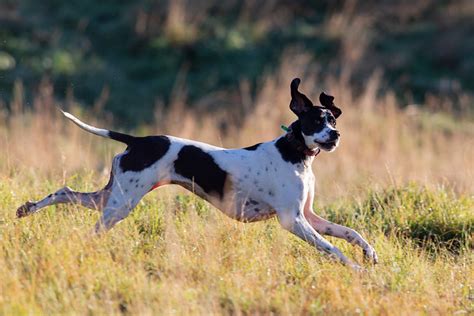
320;92;342;118
299;107;327;136
275;138;305;164
174;145;228;199
119;136;170;172
249;199;259;205
243;143;261;151
108;130;136;145
275;121;307;164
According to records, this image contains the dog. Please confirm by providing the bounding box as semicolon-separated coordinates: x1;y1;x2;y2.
17;78;377;269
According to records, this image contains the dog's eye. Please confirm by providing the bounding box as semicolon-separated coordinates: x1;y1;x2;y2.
328;117;336;127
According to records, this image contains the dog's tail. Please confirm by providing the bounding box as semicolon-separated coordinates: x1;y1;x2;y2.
60;109;135;145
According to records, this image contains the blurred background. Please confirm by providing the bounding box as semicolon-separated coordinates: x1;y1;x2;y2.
0;0;473;200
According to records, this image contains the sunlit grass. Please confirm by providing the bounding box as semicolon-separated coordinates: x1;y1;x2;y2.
0;1;473;314
0;49;472;316
1;172;472;314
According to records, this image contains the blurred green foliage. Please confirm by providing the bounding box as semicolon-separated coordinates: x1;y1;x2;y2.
0;0;473;124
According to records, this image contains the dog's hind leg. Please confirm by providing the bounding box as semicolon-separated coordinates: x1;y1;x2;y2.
16;173;114;218
16;187;108;218
93;184;145;233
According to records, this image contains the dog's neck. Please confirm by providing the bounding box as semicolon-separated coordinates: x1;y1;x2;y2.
275;120;320;165
286;120;320;157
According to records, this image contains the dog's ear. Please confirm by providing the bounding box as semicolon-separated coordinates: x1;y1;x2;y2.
290;78;313;116
320;92;342;118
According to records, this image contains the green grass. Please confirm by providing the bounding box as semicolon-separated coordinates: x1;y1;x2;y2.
321;184;473;252
0;175;472;315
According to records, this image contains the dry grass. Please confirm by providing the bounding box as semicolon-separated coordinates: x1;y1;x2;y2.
0;180;472;315
1;54;473;200
0;52;473;315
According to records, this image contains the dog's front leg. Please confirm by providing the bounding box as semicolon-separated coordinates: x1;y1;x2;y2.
304;190;378;263
302;185;378;264
277;209;361;270
304;210;378;264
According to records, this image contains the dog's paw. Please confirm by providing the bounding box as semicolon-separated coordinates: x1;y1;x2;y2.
16;201;35;218
363;246;378;264
349;262;366;273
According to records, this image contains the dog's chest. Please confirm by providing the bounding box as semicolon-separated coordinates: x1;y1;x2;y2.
165;138;312;221
215;144;309;204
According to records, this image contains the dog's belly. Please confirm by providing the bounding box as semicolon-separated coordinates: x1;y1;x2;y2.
233;196;276;222
214;196;277;223
169;179;276;222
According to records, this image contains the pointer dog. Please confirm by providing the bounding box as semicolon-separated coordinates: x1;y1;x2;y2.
17;78;377;268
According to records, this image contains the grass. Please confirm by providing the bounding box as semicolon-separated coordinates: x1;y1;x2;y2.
0;176;472;314
321;184;473;253
0;50;472;314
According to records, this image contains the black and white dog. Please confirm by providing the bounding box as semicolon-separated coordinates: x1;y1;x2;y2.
17;78;377;269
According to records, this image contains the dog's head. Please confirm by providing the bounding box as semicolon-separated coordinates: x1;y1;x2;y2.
289;78;342;152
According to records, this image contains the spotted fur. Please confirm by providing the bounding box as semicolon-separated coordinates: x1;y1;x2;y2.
17;78;377;269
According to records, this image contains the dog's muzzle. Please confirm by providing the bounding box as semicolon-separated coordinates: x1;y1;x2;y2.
316;139;339;151
315;131;340;151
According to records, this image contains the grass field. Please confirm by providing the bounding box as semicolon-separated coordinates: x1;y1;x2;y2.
1;66;473;314
1;178;472;314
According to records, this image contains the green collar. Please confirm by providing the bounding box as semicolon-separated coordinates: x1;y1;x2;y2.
280;124;290;132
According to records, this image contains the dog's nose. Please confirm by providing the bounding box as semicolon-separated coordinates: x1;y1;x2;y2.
330;130;340;139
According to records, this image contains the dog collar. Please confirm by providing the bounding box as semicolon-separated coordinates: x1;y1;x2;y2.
280;124;290;132
281;125;321;157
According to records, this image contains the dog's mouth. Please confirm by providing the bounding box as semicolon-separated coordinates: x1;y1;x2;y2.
316;139;339;151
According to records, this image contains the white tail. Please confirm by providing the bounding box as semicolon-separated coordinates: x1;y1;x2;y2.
60;109;111;139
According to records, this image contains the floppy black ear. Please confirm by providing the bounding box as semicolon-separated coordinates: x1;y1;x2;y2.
290;78;313;116
320;92;342;118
